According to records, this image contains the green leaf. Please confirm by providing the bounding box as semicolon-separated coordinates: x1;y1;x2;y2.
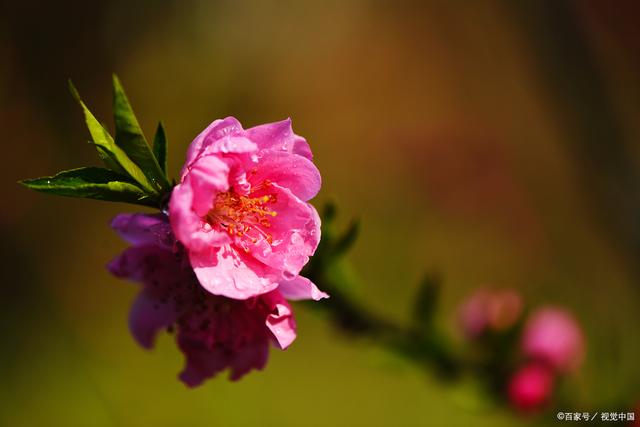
112;75;170;191
93;143;128;175
152;122;168;175
19;167;157;207
333;219;360;256
322;201;337;223
68;80;157;195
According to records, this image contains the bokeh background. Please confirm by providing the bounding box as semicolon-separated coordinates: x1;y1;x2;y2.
2;1;640;426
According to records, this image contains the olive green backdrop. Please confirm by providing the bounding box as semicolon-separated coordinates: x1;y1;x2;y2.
2;1;639;426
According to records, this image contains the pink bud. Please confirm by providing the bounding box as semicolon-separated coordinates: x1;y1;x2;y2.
458;288;523;339
521;307;585;373
487;289;523;331
508;363;555;413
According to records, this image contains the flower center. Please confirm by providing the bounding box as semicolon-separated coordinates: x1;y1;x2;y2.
205;181;277;245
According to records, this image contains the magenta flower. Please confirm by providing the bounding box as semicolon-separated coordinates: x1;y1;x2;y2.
507;362;554;413
169;117;325;300
108;213;309;386
521;307;585;373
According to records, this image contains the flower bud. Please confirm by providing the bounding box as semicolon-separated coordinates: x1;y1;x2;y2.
458;288;523;339
508;363;555;413
521;307;585;373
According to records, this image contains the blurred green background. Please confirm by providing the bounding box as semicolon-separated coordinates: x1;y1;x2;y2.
2;1;640;426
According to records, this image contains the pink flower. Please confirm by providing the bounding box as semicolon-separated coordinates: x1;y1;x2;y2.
169;117;325;300
507;363;555;413
457;288;523;339
521;307;585;373
108;213;311;386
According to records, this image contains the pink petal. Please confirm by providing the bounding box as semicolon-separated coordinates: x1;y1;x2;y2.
264;292;297;349
278;275;329;301
245;118;313;160
110;213;173;248
177;335;229;388
203;135;256;156
229;342;270;381
247;184;321;278
129;291;177;349
169;172;230;254
183;117;245;171
190;244;279;299
226;157;252;195
247;151;321;201
107;244;168;283
182;155;231;216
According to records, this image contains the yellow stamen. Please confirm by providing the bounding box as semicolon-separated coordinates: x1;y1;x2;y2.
204;182;278;246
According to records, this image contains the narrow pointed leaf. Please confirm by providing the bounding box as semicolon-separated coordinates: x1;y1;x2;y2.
94;143;127;175
20;167;157;207
112;75;170;191
152;122;168;175
68;80;157;195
